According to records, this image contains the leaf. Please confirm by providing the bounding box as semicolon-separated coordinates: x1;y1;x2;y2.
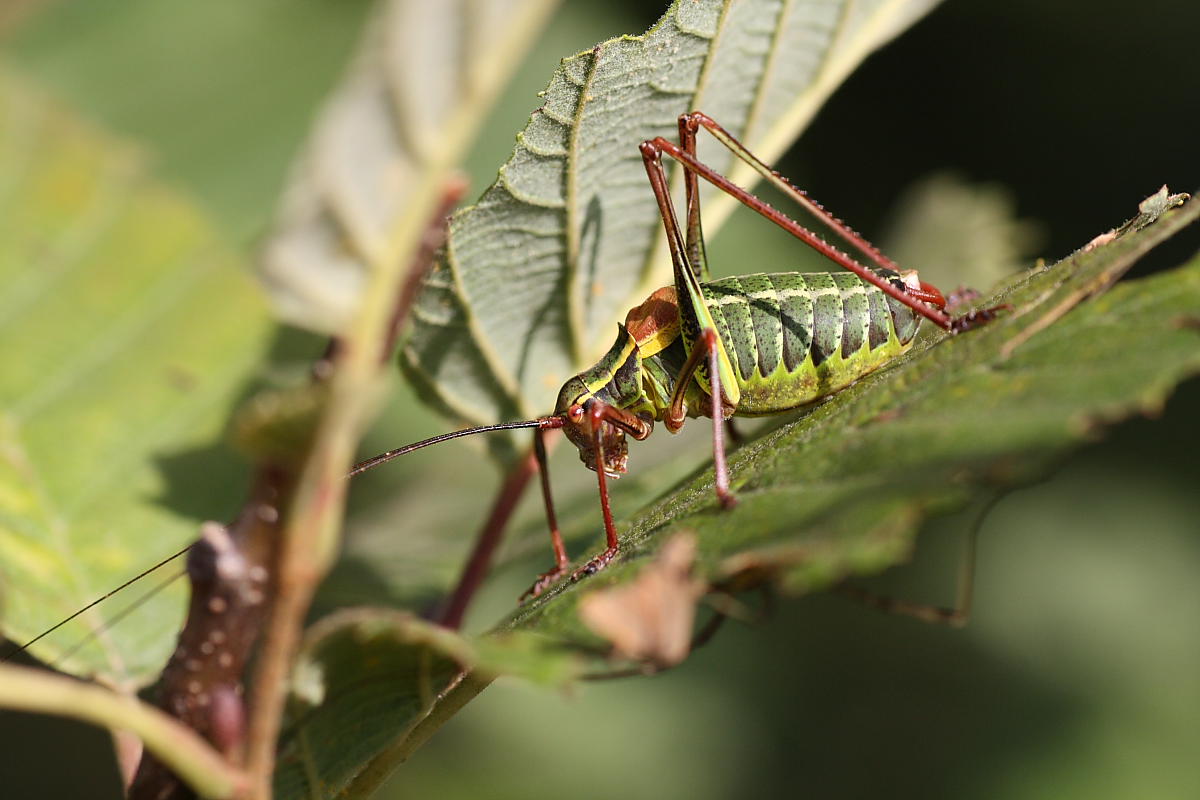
274;611;476;799
0;72;274;686
273;196;1200;795
502;194;1200;659
274;609;578;799
402;0;944;429
259;0;559;334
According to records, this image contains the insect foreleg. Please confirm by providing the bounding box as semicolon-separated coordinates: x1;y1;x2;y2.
574;403;622;577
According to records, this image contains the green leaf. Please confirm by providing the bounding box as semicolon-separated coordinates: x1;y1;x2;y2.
0;72;274;685
402;0;944;429
276;195;1200;795
274;611;477;799
260;0;559;333
505;194;1200;655
275;609;577;799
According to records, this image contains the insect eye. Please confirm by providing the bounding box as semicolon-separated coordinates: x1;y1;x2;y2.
567;403;586;423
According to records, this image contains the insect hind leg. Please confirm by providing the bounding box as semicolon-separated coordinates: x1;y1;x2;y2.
680;111;903;276
663;113;1009;333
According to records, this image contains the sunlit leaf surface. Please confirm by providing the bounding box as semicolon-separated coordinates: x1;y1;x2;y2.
0;74;273;685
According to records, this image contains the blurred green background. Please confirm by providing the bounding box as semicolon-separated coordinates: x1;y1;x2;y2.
1;1;1197;798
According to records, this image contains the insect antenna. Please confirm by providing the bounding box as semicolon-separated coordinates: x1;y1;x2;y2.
1;545;192;663
5;416;566;663
48;568;187;668
348;417;563;477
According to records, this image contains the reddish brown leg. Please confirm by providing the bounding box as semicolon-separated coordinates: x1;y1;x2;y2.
682;112;904;270
678;113;709;279
907;279;1010;332
565;401;651;580
572;402;623;578
909;279;1010;332
706;329;736;509
950;305;1011;333
645;132;950;328
661;327;736;509
641;138;738;510
521;427;572;600
908;281;948;308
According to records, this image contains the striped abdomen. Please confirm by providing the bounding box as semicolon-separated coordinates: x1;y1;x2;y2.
702;270;920;415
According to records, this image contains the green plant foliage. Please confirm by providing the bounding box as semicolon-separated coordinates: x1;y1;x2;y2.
507;192;1200;648
0;73;274;685
276;610;576;799
279;196;1200;795
275;611;478;799
3;2;1197;795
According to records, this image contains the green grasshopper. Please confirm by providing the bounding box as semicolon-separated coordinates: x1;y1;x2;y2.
353;111;1006;603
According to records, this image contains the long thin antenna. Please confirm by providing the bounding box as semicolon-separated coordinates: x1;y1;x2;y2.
1;544;192;662
50;568;187;668
6;417;564;663
348;417;562;477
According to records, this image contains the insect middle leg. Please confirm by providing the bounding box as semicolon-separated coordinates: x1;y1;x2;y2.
663;328;736;509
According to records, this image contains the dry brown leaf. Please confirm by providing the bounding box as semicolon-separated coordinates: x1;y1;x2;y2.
578;533;704;668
